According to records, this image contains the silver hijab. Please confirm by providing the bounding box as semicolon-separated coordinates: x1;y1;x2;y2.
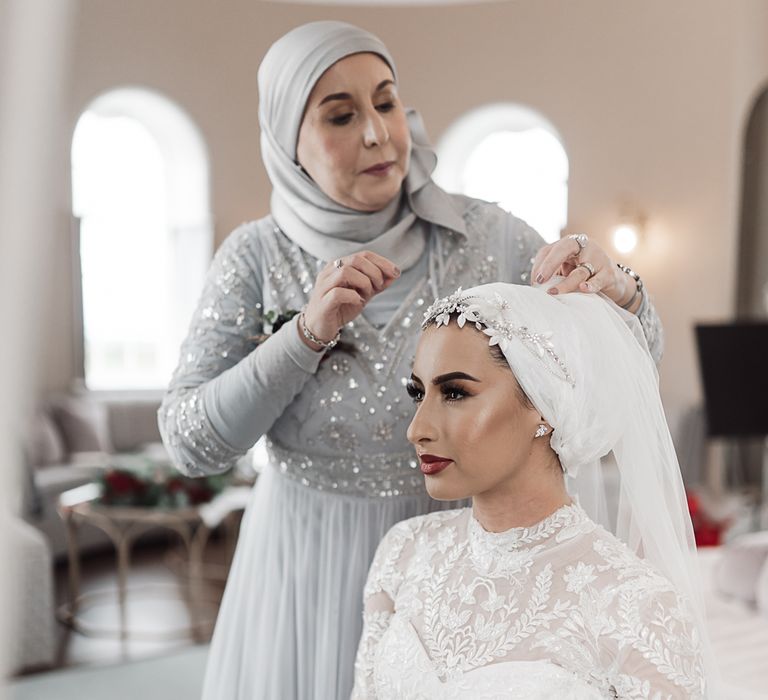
257;21;466;270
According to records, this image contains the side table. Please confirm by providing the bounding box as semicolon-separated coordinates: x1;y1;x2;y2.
56;482;246;641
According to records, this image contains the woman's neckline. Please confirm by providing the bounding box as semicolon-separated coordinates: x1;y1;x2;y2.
467;501;586;551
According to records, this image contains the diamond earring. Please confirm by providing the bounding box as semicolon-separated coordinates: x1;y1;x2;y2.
534;424;548;438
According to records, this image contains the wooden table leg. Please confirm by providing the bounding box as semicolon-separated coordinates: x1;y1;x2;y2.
115;532;132;641
64;510;81;621
188;523;211;641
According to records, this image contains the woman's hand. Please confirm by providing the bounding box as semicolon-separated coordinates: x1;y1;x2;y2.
531;234;639;310
300;251;401;350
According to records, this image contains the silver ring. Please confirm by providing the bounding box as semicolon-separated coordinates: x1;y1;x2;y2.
568;233;589;251
333;258;344;269
576;261;596;279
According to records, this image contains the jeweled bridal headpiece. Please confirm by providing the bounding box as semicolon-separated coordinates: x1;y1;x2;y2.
422;286;576;387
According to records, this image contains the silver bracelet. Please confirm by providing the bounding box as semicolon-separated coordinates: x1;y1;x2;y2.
620;287;640;310
616;263;644;310
299;312;340;350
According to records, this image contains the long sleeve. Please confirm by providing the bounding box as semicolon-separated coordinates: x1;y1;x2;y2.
351;607;393;699
158;223;325;477
634;288;664;364
608;587;706;699
351;521;414;699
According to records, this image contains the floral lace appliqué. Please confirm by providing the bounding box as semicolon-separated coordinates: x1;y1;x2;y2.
353;505;705;699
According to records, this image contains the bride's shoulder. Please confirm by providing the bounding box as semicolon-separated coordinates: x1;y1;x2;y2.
578;527;703;653
584;525;680;596
368;509;468;587
383;507;468;544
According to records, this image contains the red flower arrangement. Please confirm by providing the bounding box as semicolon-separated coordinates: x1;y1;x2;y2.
99;466;229;509
686;490;730;547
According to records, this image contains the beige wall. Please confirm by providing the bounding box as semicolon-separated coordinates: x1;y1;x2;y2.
49;0;768;431
738;88;768;317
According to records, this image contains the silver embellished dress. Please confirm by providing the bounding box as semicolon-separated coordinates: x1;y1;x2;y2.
158;197;663;700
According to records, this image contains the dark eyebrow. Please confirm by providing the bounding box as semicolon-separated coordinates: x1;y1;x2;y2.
410;371;480;386
374;79;395;92
317;80;395;107
433;371;480;385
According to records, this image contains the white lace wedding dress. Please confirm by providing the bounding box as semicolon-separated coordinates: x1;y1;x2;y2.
351;503;706;699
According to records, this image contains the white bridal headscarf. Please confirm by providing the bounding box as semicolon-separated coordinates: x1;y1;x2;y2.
422;282;720;695
257;21;467;269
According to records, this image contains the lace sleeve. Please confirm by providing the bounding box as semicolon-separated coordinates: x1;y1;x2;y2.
610;587;706;699
351;522;414;699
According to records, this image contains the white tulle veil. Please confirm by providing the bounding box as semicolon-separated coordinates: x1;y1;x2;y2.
422;281;719;696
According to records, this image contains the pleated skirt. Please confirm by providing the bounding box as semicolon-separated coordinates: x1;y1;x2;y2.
201;464;459;700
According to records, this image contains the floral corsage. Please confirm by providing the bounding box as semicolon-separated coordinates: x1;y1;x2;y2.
251;309;354;356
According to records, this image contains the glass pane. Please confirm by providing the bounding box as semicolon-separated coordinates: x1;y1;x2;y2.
462;127;568;244
73;113;170;389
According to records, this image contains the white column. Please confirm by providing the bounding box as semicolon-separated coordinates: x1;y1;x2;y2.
0;0;76;687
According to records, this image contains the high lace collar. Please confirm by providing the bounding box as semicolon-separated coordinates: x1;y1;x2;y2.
467;501;589;555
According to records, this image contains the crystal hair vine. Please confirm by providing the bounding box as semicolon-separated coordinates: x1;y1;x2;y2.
422;288;576;387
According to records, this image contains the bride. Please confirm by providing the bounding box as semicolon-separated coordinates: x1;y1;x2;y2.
351;283;716;698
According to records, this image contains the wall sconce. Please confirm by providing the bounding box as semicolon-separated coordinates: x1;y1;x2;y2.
610;210;645;255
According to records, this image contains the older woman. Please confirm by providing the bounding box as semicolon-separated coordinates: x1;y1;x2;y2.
159;21;663;700
352;283;716;699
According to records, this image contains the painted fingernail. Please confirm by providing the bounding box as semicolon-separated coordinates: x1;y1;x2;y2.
535;273;544;284
548;287;559;295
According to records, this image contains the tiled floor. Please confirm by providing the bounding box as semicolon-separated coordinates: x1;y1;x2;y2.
51;530;234;670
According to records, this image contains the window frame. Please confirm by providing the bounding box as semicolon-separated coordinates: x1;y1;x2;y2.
70;87;213;393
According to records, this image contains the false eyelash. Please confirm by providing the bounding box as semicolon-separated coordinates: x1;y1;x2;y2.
440;383;470;402
405;381;471;403
405;381;423;401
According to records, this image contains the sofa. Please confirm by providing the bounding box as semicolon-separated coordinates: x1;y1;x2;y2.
8;516;56;674
23;393;168;559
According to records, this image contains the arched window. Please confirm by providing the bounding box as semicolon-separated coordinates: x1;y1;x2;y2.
434;104;568;244
72;88;212;390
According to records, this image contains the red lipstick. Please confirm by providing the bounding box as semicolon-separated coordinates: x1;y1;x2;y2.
419;453;453;475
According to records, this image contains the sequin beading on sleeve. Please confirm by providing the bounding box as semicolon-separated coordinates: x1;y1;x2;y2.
159;224;265;476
